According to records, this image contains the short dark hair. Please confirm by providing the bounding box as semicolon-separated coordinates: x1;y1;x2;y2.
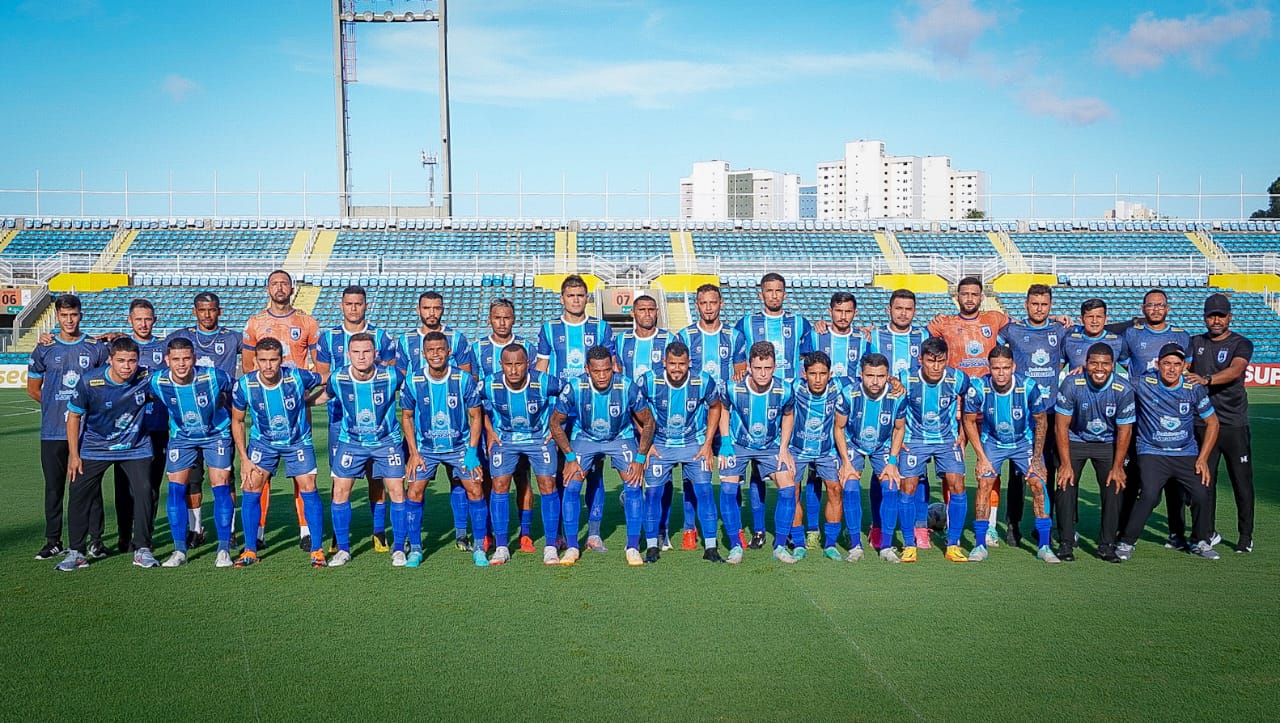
889;289;916;305
695;284;721;298
759;272;786;288
829;291;856;308
1026;284;1052;299
341;285;367;300
665;341;690;358
988;344;1014;362
861;352;889;370
748;341;776;362
632;294;657;308
1143;288;1168;304
957;276;983;291
255;337;283;355
53;294;82;311
349;332;375;347
166;337;195;353
267;269;292;284
1086;342;1115;360
418;290;444;304
109;336;139;357
501;342;528;360
1081;298;1107;315
586;345;613;364
422;331;448;345
803;351;831;371
193;291;220;307
921;336;949;358
561;274;588;293
129;298;154;314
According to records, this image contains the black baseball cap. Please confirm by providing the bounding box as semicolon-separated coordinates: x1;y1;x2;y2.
1204;293;1231;316
1158;343;1187;360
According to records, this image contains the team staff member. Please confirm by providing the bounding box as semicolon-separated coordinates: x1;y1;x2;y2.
1054;343;1135;562
1186;293;1254;553
1116;344;1220;561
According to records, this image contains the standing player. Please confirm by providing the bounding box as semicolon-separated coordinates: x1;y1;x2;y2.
150;337;237;568
1062;299;1128;372
471;298;537;552
535;275;615;551
997;284;1069;547
1186;293;1254;553
786;352;846;561
549;346;655;565
1116;344;1220;561
890;337;971;563
718;342;797;564
962;346;1058;563
1054;343;1134;562
168;291;242;548
638;342;724;563
835;353;908;563
121;298;169;554
866;289;930;549
230;337;327;568
315;285;397;553
732;273;813;549
401;332;488;568
57;338;157;571
616;294;670;381
310;333;406;567
241;269;320;550
29;294;108;561
483;344;564;565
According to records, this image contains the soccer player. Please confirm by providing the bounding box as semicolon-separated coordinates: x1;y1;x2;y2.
834;353;908;563
1062;299;1127;372
638;341;724;562
169;291;242;547
57;338;157;571
732;273;812;549
229;337;327;568
997;284;1069;547
401;331;488;568
535;274;614;551
616;294;670;382
890;336;971;563
310;333;406;567
962;345;1058;563
482;343;564;565
121;298;169;554
1054;342;1135;562
786;351;846;561
315;285;397;553
242;269;320;550
866;288;930;550
149;337;236;568
550;346;655;565
471;298;537;552
1186;293;1254;553
29;293;108;561
397;290;475;375
1113;289;1192;375
675;283;738;549
718;341;797;564
1116;343;1220;561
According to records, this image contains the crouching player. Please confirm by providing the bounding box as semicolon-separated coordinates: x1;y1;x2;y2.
150;337;236;568
638;342;723;563
835;353;908;562
787;352;844;561
309;333;407;567
230;337;327;568
962;346;1058;563
718;342;797;564
891;337;971;563
550;346;655;565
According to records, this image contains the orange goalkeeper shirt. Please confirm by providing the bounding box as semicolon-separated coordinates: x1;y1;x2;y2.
927;310;1008;377
242;308;320;371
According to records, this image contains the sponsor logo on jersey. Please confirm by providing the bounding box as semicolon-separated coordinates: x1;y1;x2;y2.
114;413;133;430
1032;349;1050;367
1087;418;1106;435
1160;415;1180;431
183;411;201;427
965;340;983;357
749;422;766;438
433;410;449;428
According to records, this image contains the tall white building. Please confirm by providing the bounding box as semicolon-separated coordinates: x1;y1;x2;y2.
816;140;986;220
680;160;801;221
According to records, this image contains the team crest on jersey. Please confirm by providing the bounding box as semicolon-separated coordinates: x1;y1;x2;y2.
1047;334;1058;346
526;401;539;414
651;349;662;363
289;327;301;341
79;355;90;369
1012;408;1023;420
1179;402;1190;415
447;394;458;409
585;334;596;346
134;391;146;406
341;454;354;468
284;397;296;411
214;342;225;355
1217;349;1229;364
879;412;892;426
719;346;729;359
981;326;992;338
608;403;621;418
782;326;792;339
196;393;209;407
169;448;181;462
906;455;917;468
152;351;163;365
766;408;778;420
1104;404;1116;417
373;392;384;406
686;400;697;412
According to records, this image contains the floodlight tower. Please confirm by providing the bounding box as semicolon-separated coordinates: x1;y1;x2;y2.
333;0;452;217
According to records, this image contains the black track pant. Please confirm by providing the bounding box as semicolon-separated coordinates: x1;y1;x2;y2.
1055;441;1123;549
70;457;153;553
1120;454;1211;546
1198;424;1253;542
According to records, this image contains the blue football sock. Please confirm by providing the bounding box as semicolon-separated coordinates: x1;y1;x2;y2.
916;479;930;528
332;500;352;552
300;490;324;552
974;519;989;549
623;484;643;549
371;499;387;535
389;500;407;552
842;482;863;548
562;480;583;550
804;477;822;532
166;482;188;552
212;484;233;551
643;486;664;544
877;481;898;549
484;492;494;538
869;475;883;528
1036;516;1052;548
449;485;468;538
720;482;742;544
659;480;673;534
823;521;842;548
947;491;967;547
242;491;262;553
490;492;510;548
586;467;604;538
406;499;424;552
468;498;489;548
540;492;561;547
774;487;797;548
748;468;766;532
519;508;533;537
694;482;718;548
897;491;915;547
790;522;805;547
682;479;698;533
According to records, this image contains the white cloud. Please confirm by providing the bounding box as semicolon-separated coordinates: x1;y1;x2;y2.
1021;88;1113;126
896;0;998;61
1099;6;1273;75
161;74;199;102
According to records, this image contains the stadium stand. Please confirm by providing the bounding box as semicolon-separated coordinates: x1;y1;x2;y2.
329;230;554;258
1;229;115;258
896;233;1000;257
126;229;297;258
1010;232;1203;256
1212;233;1280;255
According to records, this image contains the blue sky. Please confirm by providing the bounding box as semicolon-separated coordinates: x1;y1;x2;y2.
1;0;1276;219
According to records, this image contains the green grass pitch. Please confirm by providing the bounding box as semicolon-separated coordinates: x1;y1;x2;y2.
1;388;1278;719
